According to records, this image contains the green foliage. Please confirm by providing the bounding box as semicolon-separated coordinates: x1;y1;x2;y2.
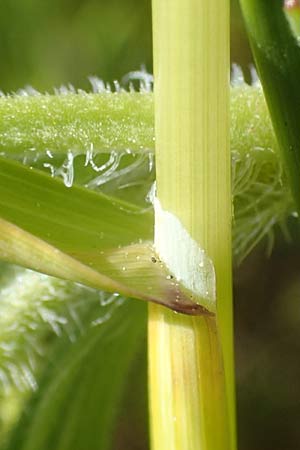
0;271;146;450
0;268;120;445
0;0;152;92
0;156;204;314
1;2;300;450
0;85;296;263
0;71;298;450
240;0;300;212
231;84;294;262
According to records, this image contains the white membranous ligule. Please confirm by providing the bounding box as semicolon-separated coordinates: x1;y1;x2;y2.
154;198;216;313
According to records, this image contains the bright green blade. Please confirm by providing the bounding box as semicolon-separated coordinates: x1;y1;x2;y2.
0;157;207;315
3;296;147;450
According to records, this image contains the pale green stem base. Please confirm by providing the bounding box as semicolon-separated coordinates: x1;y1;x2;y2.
148;304;231;450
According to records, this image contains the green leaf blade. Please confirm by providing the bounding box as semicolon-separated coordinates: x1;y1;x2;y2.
0;158;207;315
240;0;300;211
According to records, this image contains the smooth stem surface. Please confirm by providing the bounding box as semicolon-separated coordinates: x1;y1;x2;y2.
149;0;235;449
240;0;300;212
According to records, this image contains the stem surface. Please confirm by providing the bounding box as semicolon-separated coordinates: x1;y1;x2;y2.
149;0;235;449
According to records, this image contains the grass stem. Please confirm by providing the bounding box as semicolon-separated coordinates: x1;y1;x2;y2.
149;0;235;448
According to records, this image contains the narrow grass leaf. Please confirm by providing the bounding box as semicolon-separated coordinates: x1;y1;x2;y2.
0;158;207;314
240;0;300;211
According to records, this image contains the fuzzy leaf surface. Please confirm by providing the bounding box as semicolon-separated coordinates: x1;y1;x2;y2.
3;295;147;450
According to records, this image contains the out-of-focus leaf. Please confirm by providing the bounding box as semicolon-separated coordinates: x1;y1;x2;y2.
0;267;122;444
240;0;300;212
284;0;300;38
3;296;147;450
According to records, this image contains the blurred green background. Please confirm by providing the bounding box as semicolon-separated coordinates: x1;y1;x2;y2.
0;0;153;92
0;0;252;93
1;1;300;449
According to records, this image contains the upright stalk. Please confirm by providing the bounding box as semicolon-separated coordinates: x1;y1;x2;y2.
148;0;235;449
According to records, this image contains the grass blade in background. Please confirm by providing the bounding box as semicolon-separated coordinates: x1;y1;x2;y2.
0;267;135;446
3;294;147;450
240;0;300;211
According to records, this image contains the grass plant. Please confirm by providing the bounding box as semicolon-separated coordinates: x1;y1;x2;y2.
0;1;299;449
0;78;297;449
